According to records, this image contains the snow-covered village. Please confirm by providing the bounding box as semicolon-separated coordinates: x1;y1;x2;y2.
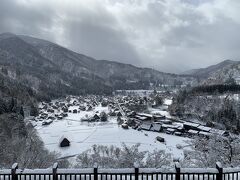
27;92;232;164
2;0;240;179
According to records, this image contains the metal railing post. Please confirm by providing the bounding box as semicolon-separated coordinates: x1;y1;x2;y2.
11;163;18;180
135;167;139;180
175;162;180;180
134;163;139;180
94;163;98;180
53;162;58;180
216;162;223;180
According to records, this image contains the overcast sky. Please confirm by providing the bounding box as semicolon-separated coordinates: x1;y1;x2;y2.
0;0;240;73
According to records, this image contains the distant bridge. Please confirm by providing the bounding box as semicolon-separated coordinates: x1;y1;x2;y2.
0;162;239;180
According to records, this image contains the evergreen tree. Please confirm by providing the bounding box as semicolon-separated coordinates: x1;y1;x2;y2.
20;106;24;117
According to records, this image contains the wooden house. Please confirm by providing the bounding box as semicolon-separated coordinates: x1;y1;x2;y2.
93;114;100;120
174;131;182;136
199;131;211;138
79;106;86;111
117;111;122;117
141;123;153;131
59;137;70;147
121;123;129;129
197;125;212;133
188;129;199;136
183;122;200;131
166;128;176;134
210;129;229;137
151;123;162;132
87;105;93;111
136;113;152;121
62;106;68;112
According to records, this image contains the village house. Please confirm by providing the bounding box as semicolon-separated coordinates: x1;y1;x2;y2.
59;136;70;147
188;129;199;137
141;123;153;131
183;122;200;131
136;113;152;121
210;129;229;136
93;114;100;120
151;123;162;132
42;119;53;126
166;128;176;134
199;131;211;138
117;111;122;117
197;125;212;132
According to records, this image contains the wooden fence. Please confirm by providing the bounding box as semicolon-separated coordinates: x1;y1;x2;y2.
0;162;240;180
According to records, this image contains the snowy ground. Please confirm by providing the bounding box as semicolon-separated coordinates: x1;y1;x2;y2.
35;101;190;160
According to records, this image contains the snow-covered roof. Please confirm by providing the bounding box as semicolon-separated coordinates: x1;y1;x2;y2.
162;124;181;129
136;113;152;118
166;128;176;132
188;130;199;134
198;125;212;132
183;122;200;128
152;124;162;131
210;129;228;136
59;136;70;144
135;116;148;120
199;131;211;136
141;123;152;130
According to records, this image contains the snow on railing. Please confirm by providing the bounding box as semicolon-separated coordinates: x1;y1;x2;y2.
1;162;240;180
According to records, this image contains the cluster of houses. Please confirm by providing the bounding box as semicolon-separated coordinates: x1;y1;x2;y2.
31;94;230;147
35;95;102;125
131;118;229;140
110;96;230;139
109;96;229;138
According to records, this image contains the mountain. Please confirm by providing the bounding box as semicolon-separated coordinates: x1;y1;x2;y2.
0;33;111;103
18;34;197;89
182;60;240;84
182;60;237;78
0;32;197;103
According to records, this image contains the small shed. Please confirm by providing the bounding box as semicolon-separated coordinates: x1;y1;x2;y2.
59;137;70;147
121;123;129;129
156;136;165;143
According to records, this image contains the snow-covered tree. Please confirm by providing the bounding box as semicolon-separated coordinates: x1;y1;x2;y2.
183;135;240;167
75;144;172;168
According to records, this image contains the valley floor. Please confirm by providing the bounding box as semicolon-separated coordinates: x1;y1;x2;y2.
34;104;190;160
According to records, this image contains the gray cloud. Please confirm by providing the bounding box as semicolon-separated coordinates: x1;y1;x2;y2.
0;0;240;73
0;0;56;40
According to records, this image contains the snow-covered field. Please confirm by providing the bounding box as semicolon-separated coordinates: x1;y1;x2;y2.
35;103;190;160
